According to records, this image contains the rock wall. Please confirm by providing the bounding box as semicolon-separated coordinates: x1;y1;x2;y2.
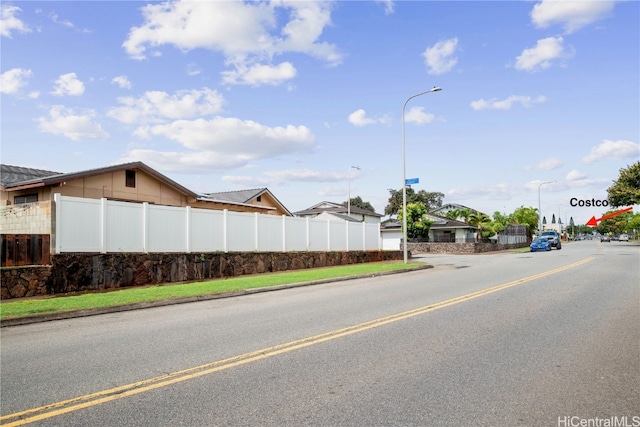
1;250;404;299
1;266;52;299
406;242;528;254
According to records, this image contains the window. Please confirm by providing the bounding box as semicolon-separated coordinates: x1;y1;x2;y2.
125;170;136;188
14;194;38;205
256;195;262;202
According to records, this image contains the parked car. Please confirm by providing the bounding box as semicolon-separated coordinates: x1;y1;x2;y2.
540;230;562;249
600;235;611;242
530;237;552;252
619;234;630;242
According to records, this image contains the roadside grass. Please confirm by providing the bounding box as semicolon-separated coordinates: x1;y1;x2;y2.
0;262;419;320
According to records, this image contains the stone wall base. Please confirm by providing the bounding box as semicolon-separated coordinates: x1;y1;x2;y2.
1;251;403;299
405;242;528;254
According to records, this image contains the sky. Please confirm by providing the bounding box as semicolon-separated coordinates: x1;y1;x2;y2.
1;0;639;226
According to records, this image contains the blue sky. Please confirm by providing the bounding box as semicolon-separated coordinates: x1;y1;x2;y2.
1;0;638;225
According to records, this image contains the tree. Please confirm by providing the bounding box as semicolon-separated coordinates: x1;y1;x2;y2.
468;211;492;238
511;206;539;233
341;196;375;213
607;161;640;207
384;188;444;216
397;202;433;240
597;210;634;235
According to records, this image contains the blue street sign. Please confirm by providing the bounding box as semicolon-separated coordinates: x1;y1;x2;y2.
405;178;419;185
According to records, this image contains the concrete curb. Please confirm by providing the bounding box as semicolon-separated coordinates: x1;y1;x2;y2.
1;264;432;327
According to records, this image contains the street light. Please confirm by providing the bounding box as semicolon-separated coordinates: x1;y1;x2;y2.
537;180;554;235
402;87;442;264
348;165;360;217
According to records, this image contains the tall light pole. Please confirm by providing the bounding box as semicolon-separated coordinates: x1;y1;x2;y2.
537;180;554;235
402;87;442;263
348;165;360;217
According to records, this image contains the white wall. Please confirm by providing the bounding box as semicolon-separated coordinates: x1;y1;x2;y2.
54;194;382;253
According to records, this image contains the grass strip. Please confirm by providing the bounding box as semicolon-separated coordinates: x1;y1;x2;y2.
0;262;418;320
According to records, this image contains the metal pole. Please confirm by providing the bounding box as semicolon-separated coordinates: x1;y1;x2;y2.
402;87;441;263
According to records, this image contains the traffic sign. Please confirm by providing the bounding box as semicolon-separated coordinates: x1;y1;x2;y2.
405;178;419;185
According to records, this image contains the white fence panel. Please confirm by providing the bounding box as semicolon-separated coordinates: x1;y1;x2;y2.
347;223;364;251
330;221;347;251
54;195;383;254
364;223;381;250
226;211;256;252
189;208;225;252
147;204;187;252
258;214;284;252
285;217;308;251
105;200;144;252
56;196;102;252
308;219;329;251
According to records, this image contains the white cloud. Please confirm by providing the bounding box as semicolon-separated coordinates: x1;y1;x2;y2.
582;139;640;164
348;109;376;127
37;105;109;141
376;0;395;15
122;117;315;172
530;0;615;34
221;62;296;86
1;5;31;38
566;170;587;181
422;38;458;75
222;168;345;188
0;68;33;94
404;107;436;124
515;37;570;72
51;73;85;96
534;157;564;170
108;88;225;124
122;1;341;86
470;95;547;111
111;75;132;89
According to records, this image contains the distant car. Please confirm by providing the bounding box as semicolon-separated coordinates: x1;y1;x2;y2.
619;234;630;242
530;237;552;252
540;230;562;249
600;235;611;242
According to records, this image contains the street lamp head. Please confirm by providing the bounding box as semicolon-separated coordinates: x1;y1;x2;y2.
431;87;442;92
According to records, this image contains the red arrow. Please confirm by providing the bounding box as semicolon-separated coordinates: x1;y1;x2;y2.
586;207;633;226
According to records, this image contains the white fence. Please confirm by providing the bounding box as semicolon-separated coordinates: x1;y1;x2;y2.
54;194;381;253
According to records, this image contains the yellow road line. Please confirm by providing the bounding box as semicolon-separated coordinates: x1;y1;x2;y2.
1;256;595;426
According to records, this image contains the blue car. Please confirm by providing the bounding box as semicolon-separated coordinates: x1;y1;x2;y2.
530;237;551;252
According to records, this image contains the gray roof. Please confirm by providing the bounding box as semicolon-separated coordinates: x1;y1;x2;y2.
202;188;268;204
0;164;62;188
294;201;382;217
380;213;476;230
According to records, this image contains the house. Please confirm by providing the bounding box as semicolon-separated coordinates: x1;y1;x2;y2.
380;213;477;250
199;188;292;216
0;162;291;216
293;201;382;224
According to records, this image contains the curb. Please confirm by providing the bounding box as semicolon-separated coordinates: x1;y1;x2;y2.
1;264;432;327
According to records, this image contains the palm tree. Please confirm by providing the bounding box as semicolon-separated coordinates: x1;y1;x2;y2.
468;211;491;240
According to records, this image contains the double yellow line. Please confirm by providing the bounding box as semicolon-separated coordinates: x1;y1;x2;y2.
1;256;595;426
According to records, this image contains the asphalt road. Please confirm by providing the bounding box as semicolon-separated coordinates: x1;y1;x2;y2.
1;240;638;426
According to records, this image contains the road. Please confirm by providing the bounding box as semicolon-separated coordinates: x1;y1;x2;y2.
1;240;639;426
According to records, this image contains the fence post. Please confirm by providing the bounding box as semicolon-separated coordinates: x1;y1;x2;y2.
306;217;310;251
254;212;259;251
185;206;191;253
100;198;107;254
54;193;61;254
282;215;286;252
223;209;228;253
345;221;349;251
142;202;149;253
327;219;331;251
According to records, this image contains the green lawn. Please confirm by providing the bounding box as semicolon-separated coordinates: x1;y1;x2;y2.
0;262;420;320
